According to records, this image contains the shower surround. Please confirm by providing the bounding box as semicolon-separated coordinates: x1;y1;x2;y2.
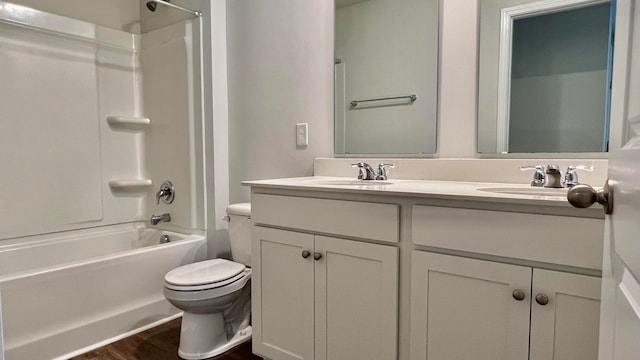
0;2;206;359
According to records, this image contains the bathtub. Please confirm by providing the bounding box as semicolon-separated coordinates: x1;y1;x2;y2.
0;223;206;360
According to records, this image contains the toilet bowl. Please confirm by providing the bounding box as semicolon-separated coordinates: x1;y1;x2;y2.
163;203;252;360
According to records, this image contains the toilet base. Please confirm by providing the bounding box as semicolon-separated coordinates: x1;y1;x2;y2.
177;312;252;360
179;325;252;360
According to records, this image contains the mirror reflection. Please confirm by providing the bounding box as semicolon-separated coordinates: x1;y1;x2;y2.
477;0;615;154
334;0;438;156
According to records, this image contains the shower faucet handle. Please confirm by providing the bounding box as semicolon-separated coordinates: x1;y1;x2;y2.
156;181;175;204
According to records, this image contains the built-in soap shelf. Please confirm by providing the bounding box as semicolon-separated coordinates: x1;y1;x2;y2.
106;116;150;130
108;179;153;191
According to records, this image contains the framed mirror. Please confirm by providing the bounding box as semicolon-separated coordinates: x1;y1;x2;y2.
477;0;615;155
334;0;439;156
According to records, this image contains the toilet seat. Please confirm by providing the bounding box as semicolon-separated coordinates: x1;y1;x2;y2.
165;259;246;291
164;268;252;301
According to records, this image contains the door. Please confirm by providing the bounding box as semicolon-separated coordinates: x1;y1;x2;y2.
314;236;398;360
529;269;601;360
597;0;640;358
252;227;315;360
409;251;531;360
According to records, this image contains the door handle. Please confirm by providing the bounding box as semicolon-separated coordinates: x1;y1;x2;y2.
567;179;613;215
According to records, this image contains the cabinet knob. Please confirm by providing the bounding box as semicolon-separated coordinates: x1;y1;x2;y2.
302;250;311;259
535;293;549;306
313;252;323;260
512;289;526;301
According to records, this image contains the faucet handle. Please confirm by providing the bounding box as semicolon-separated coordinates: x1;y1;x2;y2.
376;163;395;180
352;162;367;180
351;162;376;180
520;165;545;187
156;180;175;204
564;165;594;187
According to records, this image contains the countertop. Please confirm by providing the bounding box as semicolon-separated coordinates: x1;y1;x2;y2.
243;176;604;214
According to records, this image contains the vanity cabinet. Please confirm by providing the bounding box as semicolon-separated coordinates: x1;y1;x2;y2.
246;180;605;360
410;205;602;360
251;226;398;360
410;251;601;360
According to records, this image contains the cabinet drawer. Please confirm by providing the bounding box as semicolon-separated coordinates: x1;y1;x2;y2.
412;205;604;270
252;194;399;243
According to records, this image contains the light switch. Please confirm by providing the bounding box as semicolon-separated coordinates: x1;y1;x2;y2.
296;123;308;147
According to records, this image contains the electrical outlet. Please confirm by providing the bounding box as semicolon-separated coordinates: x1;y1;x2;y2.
296;123;308;147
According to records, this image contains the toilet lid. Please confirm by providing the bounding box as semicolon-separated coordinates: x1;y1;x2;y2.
164;259;246;287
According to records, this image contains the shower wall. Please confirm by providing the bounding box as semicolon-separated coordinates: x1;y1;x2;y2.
0;1;205;240
141;19;206;232
7;0;140;32
0;5;143;240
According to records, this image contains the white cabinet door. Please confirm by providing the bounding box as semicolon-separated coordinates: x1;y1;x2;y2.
530;269;601;360
314;236;398;360
252;227;315;360
410;251;531;360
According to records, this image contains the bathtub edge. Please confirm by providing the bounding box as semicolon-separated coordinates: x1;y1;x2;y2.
52;312;183;360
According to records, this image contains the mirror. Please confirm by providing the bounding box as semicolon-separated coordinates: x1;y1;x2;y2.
334;0;438;156
477;0;615;154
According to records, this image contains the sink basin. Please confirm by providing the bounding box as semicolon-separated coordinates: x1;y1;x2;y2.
303;179;393;186
479;187;568;198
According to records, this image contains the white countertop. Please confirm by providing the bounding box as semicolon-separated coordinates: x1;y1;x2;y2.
242;176;597;209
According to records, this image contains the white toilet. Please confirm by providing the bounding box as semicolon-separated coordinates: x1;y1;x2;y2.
163;203;252;360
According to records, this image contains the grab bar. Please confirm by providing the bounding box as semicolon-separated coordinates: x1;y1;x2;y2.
350;94;417;107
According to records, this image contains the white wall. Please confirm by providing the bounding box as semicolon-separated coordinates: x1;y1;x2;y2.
226;0;334;203
8;0;140;32
225;0;479;193
437;0;478;158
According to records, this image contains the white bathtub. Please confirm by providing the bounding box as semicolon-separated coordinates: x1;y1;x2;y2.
0;224;206;360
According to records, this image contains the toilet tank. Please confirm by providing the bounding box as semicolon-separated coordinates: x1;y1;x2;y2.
226;203;252;266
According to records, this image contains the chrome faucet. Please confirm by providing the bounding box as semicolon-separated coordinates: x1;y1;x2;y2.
521;164;595;188
150;213;171;225
544;164;563;188
351;162;396;180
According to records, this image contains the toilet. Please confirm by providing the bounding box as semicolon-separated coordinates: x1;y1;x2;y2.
163;203;252;360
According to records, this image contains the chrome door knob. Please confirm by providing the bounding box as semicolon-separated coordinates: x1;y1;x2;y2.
567;180;613;215
512;289;526;301
302;250;311;259
313;252;323;261
535;293;549;306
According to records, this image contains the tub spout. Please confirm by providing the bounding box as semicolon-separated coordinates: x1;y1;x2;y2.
151;213;171;225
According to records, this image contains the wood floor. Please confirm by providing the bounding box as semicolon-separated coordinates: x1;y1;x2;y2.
70;318;262;360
